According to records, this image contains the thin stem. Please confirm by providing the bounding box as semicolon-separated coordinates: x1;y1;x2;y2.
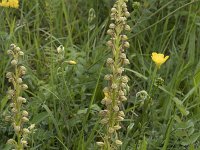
149;67;158;95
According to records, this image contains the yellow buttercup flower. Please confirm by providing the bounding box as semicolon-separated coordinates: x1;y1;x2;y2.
9;0;19;8
67;60;77;65
64;60;77;65
0;0;9;7
0;0;19;8
151;52;169;68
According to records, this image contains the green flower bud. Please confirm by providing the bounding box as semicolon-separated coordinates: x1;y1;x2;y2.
29;124;35;130
107;29;114;35
118;111;125;117
14;125;21;133
7;50;13;55
21;84;28;90
124;41;130;48
15;47;21;52
11;59;18;66
23;128;30;134
107;58;114;65
7;139;16;145
117;116;124;121
111;7;117;13
108;127;115;133
100;118;109;124
17;78;23;84
115;140;123;145
109;23;116;29
124;59;130;65
6;72;12;79
107;40;113;47
96;142;105;147
125;24;131;31
22;110;29;117
21;140;28;146
22;117;29;122
19;51;24;56
113;105;119;112
125;12;130;17
114;125;121;130
10;44;16;50
120;53;126;59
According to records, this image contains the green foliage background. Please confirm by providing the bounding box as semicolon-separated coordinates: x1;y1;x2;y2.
0;0;200;149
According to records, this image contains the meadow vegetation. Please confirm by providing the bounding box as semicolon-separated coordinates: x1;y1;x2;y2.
0;0;200;149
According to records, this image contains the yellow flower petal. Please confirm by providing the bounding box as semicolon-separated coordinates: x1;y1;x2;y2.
68;60;77;65
9;0;19;8
0;0;19;8
0;1;9;7
151;52;169;68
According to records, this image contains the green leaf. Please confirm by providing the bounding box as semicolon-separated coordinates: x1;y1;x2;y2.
189;144;195;150
173;97;183;105
0;96;9;111
77;108;88;115
181;132;200;146
176;104;189;116
43;104;63;141
127;123;135;133
90;104;101;112
139;136;148;150
188;26;195;64
31;112;49;124
176;120;194;130
173;97;189;116
194;69;200;86
175;130;187;137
